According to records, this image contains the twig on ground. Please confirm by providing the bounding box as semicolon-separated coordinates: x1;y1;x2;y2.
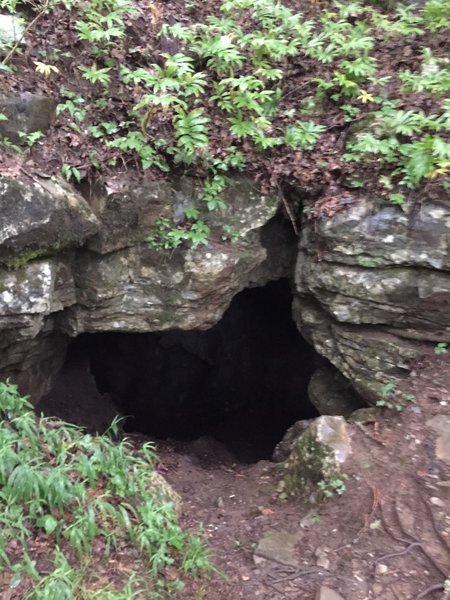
355;422;386;446
264;564;321;593
416;583;444;599
394;497;449;577
363;485;380;531
373;542;422;566
269;567;320;584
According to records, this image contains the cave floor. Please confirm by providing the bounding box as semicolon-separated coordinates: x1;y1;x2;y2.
34;351;450;600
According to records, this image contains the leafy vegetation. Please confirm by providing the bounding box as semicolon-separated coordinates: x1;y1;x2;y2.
0;0;449;247
317;475;347;499
0;381;210;599
434;341;448;355
376;381;416;411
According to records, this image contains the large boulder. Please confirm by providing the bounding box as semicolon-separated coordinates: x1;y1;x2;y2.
63;175;284;334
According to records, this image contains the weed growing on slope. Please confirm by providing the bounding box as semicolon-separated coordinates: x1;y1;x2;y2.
0;0;449;247
0;380;211;599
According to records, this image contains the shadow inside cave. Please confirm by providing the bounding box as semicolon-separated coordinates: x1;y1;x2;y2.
38;279;320;463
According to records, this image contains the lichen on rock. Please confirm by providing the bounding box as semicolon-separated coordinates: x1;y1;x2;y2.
282;416;352;499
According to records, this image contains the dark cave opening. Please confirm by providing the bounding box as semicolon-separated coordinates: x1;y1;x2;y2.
39;279;320;463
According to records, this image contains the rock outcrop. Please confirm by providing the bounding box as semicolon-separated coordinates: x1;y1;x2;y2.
0;172;449;410
293;194;450;402
0;173;295;400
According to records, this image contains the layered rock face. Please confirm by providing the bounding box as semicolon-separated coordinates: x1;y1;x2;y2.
0;174;295;400
293;195;450;401
0;172;449;407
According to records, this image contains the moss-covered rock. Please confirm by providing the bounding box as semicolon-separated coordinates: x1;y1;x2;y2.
0;175;99;266
282;416;352;499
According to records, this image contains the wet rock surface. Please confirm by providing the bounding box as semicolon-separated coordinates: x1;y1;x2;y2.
0;175;98;264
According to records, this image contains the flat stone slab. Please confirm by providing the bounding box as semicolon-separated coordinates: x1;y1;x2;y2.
315;586;345;600
427;415;450;465
254;529;301;567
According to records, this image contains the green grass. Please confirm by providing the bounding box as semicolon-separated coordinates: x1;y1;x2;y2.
0;381;211;599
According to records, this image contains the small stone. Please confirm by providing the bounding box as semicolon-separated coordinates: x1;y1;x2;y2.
429;496;445;507
254;529;300;567
300;510;321;529
427;416;450;465
376;563;388;575
315;546;331;569
372;583;383;594
348;407;379;424
216;496;224;509
315;585;345;600
316;556;330;569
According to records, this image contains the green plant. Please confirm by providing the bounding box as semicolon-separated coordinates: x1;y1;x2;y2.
317;475;347;498
424;0;450;31
17;130;45;147
57;89;87;122
108;130;169;171
0;136;22;153
389;192;405;205
0;380;211;597
284;120;326;150
221;224;240;242
61;163;82;183
79;64;112;87
376;381;416;411
173;107;209;161
1;0;449;250
147;212;210;251
434;342;448;355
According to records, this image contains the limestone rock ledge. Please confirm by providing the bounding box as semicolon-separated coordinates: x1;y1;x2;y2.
0;174;292;399
293;194;450;402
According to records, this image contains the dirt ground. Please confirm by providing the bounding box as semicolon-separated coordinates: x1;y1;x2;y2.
37;349;450;600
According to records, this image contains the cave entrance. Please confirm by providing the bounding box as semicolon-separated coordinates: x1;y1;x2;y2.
38;279;319;463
